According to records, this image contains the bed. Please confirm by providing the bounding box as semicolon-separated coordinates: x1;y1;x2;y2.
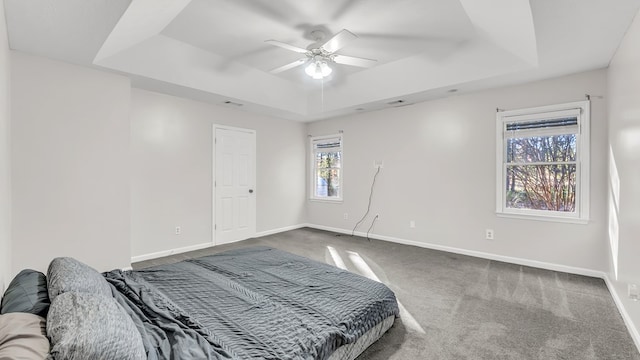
0;246;399;360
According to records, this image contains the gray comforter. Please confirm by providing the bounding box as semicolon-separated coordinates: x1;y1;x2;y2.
104;247;399;360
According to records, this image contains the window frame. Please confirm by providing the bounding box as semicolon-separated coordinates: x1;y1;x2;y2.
309;134;343;202
495;100;590;224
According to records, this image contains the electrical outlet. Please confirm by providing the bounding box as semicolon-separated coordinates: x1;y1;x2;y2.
175;226;181;235
343;213;349;220
374;160;384;169
485;229;494;240
409;220;416;228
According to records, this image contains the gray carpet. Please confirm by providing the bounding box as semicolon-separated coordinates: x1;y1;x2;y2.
134;228;640;360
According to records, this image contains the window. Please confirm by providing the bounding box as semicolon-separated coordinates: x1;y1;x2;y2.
496;101;590;223
310;134;343;201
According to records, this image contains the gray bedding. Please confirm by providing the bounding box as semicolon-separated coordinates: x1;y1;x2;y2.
104;246;399;360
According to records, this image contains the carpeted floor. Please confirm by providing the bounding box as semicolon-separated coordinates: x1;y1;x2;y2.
134;227;640;360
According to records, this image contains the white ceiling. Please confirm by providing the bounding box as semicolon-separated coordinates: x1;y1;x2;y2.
4;0;640;121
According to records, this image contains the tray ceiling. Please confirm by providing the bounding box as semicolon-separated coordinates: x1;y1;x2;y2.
4;0;639;121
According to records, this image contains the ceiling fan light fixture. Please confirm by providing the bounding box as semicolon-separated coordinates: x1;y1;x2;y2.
305;60;332;79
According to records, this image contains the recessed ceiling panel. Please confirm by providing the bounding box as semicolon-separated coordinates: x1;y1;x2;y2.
161;0;477;77
5;0;640;121
4;0;131;64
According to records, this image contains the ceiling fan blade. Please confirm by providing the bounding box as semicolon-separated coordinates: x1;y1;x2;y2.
333;54;377;68
265;40;309;54
270;59;308;74
320;29;358;53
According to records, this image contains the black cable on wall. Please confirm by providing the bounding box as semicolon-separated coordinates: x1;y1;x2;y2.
351;166;381;237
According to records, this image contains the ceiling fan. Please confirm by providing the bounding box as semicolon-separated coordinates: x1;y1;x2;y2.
265;29;377;79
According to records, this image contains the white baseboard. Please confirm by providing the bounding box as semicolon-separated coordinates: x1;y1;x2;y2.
305;223;605;278
604;276;640;353
131;224;307;264
131;241;214;263
129;224;603;277
254;224;306;238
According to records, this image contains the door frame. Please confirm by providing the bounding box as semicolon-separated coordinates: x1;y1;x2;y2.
212;124;257;245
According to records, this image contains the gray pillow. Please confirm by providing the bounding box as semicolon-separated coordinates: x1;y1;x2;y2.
46;257;111;302
0;269;50;317
47;292;145;360
0;312;50;360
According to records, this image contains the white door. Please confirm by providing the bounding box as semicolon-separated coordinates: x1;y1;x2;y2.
214;127;256;245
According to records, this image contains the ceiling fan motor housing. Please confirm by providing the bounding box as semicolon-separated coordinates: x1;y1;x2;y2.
310;49;335;63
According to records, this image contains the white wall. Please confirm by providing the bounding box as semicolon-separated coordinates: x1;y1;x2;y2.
11;52;131;273
607;7;640;346
0;0;12;292
130;89;306;258
307;69;609;272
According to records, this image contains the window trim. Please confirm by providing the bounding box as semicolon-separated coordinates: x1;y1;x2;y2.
310;134;343;202
495;100;590;224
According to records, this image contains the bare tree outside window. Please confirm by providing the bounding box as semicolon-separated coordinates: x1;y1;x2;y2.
505;134;577;211
315;151;341;197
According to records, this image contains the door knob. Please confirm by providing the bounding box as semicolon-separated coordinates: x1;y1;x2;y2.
249;189;254;193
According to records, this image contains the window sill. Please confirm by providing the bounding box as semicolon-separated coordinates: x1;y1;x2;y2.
309;198;343;204
496;212;589;224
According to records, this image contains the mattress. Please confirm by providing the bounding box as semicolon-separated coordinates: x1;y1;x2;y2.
328;315;395;360
105;246;399;360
